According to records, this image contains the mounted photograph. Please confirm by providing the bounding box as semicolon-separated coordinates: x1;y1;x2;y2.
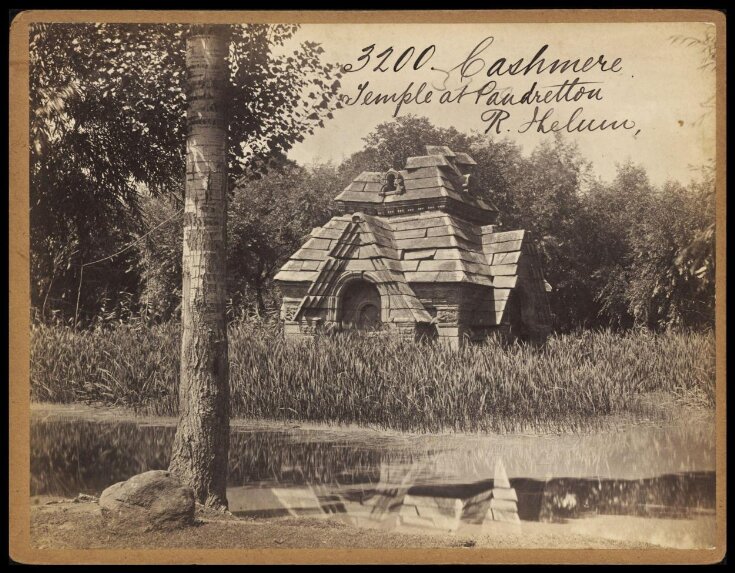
9;9;725;565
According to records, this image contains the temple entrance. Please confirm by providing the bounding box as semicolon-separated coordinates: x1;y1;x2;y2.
339;280;382;330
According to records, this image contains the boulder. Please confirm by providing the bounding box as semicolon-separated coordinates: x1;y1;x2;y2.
99;470;195;530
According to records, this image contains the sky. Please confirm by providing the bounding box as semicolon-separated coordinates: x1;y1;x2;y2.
285;22;716;187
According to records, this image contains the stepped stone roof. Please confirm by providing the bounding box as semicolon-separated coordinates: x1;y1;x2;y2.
276;222;539;327
334;146;498;225
274;145;551;329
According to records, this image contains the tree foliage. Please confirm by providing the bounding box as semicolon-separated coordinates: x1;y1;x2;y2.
30;22;342;324
136;195;183;323
137;161;341;320
227;161;339;315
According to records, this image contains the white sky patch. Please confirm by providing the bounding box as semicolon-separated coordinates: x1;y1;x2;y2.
285;22;716;186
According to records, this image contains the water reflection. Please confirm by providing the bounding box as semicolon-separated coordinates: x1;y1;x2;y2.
30;416;716;542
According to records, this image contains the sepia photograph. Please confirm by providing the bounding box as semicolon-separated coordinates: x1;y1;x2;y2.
9;9;725;564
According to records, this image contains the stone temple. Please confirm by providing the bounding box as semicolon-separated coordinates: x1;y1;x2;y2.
274;145;552;346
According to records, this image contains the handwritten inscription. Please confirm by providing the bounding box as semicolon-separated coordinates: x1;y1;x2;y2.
340;37;640;137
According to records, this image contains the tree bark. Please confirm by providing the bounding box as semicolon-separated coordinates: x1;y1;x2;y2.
169;25;230;510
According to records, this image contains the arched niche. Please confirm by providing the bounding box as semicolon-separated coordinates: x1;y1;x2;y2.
338;279;383;330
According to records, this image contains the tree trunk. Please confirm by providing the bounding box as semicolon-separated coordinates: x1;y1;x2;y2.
169;25;230;510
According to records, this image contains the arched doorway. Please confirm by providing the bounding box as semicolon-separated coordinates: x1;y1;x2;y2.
339;279;382;330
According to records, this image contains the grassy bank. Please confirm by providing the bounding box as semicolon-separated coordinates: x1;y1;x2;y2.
30;321;715;433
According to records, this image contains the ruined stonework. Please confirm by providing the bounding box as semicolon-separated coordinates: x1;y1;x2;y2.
274;145;552;346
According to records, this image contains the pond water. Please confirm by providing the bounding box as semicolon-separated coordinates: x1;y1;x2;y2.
30;405;717;549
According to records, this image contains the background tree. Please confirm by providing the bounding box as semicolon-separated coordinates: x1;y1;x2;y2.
227;161;338;316
584;162;655;328
509;135;596;329
338;115;473;175
136;195;183;322
625;175;715;329
585;161;715;329
136;161;340;320
30;23;173;324
673;163;716;318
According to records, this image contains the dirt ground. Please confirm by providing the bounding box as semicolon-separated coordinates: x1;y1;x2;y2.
30;497;659;550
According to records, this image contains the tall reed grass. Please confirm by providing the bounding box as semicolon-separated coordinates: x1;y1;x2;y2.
30;321;715;432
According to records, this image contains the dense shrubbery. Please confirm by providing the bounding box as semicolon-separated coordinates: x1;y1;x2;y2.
31;321;715;432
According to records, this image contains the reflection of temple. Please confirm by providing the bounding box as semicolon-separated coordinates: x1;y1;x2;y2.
275;145;552;346
226;452;715;535
227;457;521;535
